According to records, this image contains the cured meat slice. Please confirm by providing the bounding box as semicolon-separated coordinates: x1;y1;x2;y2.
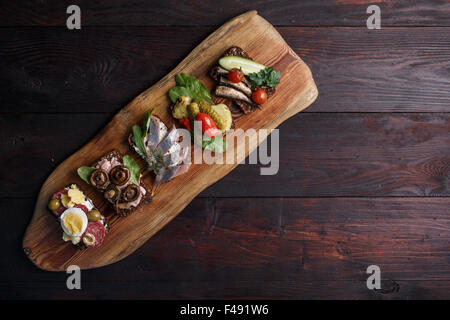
83;221;106;248
73;203;89;214
51;189;68;217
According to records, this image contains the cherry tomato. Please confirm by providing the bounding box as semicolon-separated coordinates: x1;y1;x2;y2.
179;117;191;131
252;88;268;104
228;68;244;83
196;113;220;138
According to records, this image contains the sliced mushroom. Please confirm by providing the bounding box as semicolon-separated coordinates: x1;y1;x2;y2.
109;165;130;186
104;184;121;202
115;201;133;213
90;169;109;189
122;184;141;202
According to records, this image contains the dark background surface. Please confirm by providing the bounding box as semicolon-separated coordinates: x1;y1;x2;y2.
0;0;449;299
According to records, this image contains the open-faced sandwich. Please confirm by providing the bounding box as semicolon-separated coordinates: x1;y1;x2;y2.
48;184;107;248
167;74;233;154
210;46;281;114
129;110;191;185
77;150;148;216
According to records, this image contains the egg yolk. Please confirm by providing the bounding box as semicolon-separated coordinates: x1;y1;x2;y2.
63;211;84;235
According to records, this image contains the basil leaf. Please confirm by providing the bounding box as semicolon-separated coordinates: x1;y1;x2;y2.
132;124;147;160
171;73;213;103
77;166;96;184
202;135;226;153
175;73;189;87
169;86;194;103
141;108;154;136
122;155;141;185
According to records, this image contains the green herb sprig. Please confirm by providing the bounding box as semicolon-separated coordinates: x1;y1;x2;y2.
248;67;281;88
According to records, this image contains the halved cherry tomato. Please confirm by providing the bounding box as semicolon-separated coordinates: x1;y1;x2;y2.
196;112;220;138
179;117;191;131
252;88;268;104
228;68;244;83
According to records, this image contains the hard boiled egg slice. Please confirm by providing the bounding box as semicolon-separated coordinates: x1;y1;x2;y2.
60;207;88;237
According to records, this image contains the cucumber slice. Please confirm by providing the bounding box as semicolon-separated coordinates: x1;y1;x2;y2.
218;56;266;75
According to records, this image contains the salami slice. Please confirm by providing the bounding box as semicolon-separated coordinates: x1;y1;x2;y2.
73;203;89;214
83;221;106;248
51;189;68;217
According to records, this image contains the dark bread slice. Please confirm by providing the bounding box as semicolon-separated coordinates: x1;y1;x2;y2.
92;149;150;217
223;46;251;59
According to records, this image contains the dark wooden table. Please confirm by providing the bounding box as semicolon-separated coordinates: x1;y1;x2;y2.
1;0;449;300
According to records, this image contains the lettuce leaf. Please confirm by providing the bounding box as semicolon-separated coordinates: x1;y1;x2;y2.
77;166;96;184
122;155;141;185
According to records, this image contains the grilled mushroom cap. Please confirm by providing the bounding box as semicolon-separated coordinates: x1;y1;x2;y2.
90;169;109;189
109;165;130;186
104;184;121;202
122;184;141;202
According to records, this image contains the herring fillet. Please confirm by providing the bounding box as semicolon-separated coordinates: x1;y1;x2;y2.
143;117;191;184
215;85;254;104
147;116;168;150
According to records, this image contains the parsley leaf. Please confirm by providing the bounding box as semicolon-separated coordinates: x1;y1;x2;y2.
248;67;281;88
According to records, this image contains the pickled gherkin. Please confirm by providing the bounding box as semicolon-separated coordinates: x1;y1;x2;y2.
190;99;233;133
187;102;200;118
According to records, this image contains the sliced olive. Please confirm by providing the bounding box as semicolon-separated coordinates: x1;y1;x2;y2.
82;232;96;247
109;165;130;186
122;184;141;202
48;199;61;211
90;169;109;189
87;209;101;222
104;184;121;202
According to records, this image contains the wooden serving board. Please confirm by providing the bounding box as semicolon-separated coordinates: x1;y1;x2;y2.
23;11;318;271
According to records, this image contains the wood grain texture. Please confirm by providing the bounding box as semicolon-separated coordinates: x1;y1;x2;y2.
1;113;449;198
2;0;449;300
2;27;449;113
21;11;318;271
3;197;450;299
1;0;450;27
